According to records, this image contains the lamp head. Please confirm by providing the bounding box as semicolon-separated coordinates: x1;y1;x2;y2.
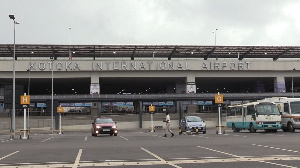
9;15;15;20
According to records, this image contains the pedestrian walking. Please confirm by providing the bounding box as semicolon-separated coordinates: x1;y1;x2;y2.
163;112;174;137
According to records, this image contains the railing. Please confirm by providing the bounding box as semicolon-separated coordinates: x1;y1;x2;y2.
27;92;300;101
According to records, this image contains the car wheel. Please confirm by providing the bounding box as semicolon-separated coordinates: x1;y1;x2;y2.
250;123;256;133
203;131;206;134
114;134;117;136
282;127;288;132
288;123;295;132
110;134;113;136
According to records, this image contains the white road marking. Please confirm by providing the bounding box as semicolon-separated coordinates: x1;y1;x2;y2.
141;147;182;168
252;144;300;154
120;136;128;141
84;136;87;142
199;145;298;168
2;155;300;167
72;149;82;168
0;151;19;161
41;137;53;143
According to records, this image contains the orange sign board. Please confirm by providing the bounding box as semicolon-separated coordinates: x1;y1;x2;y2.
215;94;224;104
20;95;30;105
57;107;64;113
149;106;155;112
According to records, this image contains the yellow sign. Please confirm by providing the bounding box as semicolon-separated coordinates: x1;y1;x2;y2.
149;106;155;112
57;107;64;113
215;94;223;104
20;95;30;105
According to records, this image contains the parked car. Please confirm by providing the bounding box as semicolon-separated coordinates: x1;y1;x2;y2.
91;117;118;136
179;116;206;134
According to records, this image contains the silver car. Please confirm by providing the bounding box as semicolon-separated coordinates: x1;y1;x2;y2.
179;116;206;134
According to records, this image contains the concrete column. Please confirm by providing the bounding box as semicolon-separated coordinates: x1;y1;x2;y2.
98;101;102;118
274;76;286;93
186;75;196;93
90;73;100;94
139;100;142;128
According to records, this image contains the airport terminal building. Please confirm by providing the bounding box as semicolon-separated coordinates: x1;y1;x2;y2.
0;44;300;120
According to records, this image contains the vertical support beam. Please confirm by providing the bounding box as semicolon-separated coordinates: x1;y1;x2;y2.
90;73;100;94
186;75;196;93
139;100;142;128
274;76;286;93
98;101;102;118
179;100;183;125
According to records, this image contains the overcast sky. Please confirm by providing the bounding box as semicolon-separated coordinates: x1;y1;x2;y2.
1;0;300;46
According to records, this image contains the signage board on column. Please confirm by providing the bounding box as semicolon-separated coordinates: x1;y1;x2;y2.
186;82;196;93
57;107;64;113
90;83;100;94
149;105;155;113
215;94;223;104
20;95;30;105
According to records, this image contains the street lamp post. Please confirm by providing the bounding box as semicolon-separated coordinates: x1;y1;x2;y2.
68;27;72;60
213;28;218;60
292;68;296;98
9;14;19;139
51;59;54;134
27;69;30;130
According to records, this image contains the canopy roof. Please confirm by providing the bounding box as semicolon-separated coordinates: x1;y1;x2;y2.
1;44;300;60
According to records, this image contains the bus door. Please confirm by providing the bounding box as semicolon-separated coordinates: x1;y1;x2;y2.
242;106;247;128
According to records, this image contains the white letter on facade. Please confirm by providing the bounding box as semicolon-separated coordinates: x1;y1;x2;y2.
39;62;46;71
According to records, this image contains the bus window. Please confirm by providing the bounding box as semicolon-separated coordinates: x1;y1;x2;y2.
247;105;255;115
284;103;289;114
236;108;242;116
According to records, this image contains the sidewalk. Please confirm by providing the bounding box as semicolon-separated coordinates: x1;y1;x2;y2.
0;113;226;134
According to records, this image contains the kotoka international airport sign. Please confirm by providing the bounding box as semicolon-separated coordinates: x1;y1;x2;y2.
28;61;251;71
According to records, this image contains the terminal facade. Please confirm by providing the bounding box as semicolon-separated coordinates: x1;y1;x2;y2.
0;44;300;118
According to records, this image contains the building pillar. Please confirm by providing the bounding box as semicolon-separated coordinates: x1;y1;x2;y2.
274;76;286;93
186;75;196;93
90;73;100;94
139;100;142;128
98;101;102;117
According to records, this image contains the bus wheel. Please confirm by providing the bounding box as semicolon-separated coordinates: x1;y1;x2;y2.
232;124;240;132
288;123;295;132
250;123;256;133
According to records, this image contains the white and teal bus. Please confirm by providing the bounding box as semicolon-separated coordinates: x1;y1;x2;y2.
259;97;300;132
227;102;281;133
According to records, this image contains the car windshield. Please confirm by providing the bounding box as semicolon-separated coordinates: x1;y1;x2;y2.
186;116;203;122
96;118;114;124
256;104;280;115
290;102;300;114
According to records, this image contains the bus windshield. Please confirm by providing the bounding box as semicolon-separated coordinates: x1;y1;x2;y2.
256;104;280;115
290;102;300;114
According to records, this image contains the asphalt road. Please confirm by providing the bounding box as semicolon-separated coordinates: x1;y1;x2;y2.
0;128;300;168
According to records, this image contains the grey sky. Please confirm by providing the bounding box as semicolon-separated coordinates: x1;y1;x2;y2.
1;0;300;46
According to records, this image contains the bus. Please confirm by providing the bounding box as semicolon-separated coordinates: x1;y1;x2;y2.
259;97;300;132
227;102;281;133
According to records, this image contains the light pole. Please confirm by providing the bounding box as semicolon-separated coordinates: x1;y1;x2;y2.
292;68;296;98
9;14;19;139
51;59;54;134
213;28;218;60
68;27;72;60
27;68;30;130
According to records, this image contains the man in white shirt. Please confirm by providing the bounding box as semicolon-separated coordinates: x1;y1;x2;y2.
163;112;174;137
